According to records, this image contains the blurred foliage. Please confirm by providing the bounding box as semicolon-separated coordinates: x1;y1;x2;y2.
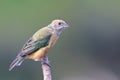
0;0;120;80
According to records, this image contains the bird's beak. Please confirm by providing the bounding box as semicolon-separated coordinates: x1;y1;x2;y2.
64;24;69;28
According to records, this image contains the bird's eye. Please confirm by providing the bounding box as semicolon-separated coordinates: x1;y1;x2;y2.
58;22;62;25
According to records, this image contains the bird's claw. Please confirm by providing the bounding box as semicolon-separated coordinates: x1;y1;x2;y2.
40;58;51;67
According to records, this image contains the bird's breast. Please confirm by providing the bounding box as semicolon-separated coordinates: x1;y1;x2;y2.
48;31;58;48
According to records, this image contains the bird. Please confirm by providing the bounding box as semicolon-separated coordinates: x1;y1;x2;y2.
9;19;69;71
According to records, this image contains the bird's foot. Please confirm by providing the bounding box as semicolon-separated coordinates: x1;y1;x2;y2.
40;57;51;67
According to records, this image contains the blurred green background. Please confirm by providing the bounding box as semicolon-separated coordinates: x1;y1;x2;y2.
1;0;120;80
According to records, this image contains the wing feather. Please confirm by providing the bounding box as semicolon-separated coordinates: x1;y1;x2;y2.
19;34;52;57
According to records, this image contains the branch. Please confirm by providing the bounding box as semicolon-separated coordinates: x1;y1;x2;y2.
41;56;52;80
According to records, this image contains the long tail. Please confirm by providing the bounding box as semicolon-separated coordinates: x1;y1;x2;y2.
9;56;24;71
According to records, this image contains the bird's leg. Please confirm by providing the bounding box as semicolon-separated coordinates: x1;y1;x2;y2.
41;56;51;67
41;56;52;80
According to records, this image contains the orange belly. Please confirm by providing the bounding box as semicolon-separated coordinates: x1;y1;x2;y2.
26;46;50;61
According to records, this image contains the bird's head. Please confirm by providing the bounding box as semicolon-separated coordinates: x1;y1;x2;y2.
49;19;69;31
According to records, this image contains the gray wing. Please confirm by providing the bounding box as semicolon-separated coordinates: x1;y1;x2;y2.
18;34;52;57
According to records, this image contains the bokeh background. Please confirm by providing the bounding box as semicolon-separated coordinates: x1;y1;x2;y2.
0;0;120;80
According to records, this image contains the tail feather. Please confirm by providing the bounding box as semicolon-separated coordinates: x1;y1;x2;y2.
9;56;24;71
